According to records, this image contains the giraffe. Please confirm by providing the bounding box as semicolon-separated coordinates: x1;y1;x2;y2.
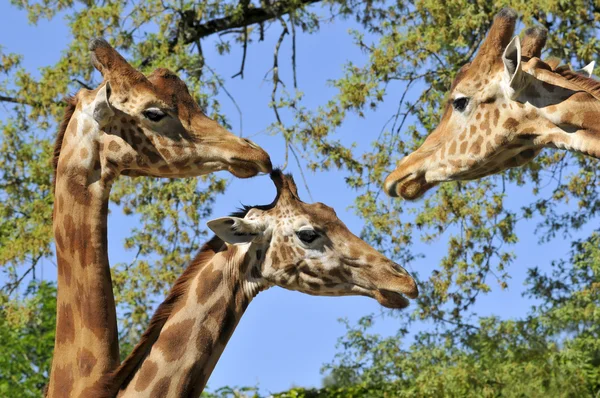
48;38;271;397
92;170;418;398
384;7;600;200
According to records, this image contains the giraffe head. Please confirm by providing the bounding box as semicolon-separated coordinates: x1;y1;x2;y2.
71;38;271;179
207;170;418;308
384;8;596;199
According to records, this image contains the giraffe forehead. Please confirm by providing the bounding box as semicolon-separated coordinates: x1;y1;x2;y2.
273;216;303;236
454;76;501;98
452;63;505;94
108;74;195;116
147;69;198;108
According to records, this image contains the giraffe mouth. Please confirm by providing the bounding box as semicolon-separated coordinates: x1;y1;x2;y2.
385;172;436;200
228;157;272;178
373;289;411;309
364;272;418;309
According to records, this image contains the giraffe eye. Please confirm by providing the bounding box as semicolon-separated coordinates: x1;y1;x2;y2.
452;97;469;112
143;108;166;122
296;229;319;244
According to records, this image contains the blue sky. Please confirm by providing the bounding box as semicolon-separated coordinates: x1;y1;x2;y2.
0;3;596;394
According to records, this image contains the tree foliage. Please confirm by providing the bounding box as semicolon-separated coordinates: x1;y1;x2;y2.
1;0;599;396
0;281;56;397
290;231;600;396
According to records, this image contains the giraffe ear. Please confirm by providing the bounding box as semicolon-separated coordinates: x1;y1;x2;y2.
502;36;533;99
207;217;265;244
577;61;595;78
92;81;114;126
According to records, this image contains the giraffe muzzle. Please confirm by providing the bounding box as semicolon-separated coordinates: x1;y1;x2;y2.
375;289;410;308
367;263;419;309
384;170;435;200
228;155;272;178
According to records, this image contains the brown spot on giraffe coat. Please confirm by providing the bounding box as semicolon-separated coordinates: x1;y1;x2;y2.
77;348;98;377
56;303;75;345
134;360;158;392
196;265;224;305
471;136;484;154
150;377;171;398
155;319;195;362
503;118;519;132
50;364;74;397
108;141;121;152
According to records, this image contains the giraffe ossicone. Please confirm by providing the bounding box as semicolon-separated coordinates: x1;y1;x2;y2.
47;37;272;397
385;7;600;200
94;170;418;397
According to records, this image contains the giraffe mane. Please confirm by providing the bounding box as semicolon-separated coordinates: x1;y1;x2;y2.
53;96;78;190
551;64;600;101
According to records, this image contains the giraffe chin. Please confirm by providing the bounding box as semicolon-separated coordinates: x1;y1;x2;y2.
373;289;410;309
398;177;436;200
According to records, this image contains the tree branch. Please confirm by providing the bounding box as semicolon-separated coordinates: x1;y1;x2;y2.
188;0;320;42
0;95;43;107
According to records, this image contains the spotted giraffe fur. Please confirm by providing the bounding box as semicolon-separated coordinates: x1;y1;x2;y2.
47;38;271;397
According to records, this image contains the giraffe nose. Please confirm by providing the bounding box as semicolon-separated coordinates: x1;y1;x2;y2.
237;138;272;173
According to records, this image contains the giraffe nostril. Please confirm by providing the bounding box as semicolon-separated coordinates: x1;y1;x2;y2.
393;263;409;275
243;138;260;149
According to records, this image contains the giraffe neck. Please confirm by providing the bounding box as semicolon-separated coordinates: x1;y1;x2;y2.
104;237;264;398
537;92;600;159
47;104;120;397
523;66;600;159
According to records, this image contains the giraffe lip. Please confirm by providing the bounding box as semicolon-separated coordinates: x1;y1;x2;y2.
374;289;411;309
396;174;435;200
384;173;410;197
385;170;435;200
228;158;264;178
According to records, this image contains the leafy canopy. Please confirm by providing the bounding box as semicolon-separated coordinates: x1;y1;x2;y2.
0;0;599;396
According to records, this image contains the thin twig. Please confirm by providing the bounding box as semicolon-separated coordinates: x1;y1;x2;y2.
430;313;480;330
290;143;314;202
281;136;290;170
270;27;289;127
204;64;244;136
4;256;41;296
290;13;298;88
72;79;92;90
232;26;249;79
